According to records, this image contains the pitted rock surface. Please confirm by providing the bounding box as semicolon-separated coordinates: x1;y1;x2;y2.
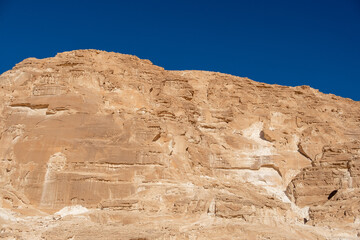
0;50;359;239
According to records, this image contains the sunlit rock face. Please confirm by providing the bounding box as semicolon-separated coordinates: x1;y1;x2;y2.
0;50;359;239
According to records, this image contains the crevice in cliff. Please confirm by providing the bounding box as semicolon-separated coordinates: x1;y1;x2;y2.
297;143;313;162
10;103;49;109
327;190;338;200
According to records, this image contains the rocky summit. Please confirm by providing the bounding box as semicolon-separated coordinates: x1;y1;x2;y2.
0;50;359;239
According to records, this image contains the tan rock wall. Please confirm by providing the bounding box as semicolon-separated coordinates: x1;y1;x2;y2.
0;50;359;239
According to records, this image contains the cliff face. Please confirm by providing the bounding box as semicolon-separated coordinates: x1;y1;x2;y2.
0;50;359;239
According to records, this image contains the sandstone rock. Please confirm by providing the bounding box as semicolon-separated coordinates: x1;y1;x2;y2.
0;49;359;239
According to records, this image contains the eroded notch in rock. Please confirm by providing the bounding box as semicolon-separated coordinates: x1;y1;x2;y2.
328;190;338;200
297;143;312;161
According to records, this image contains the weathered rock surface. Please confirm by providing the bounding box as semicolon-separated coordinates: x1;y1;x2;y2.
0;49;359;239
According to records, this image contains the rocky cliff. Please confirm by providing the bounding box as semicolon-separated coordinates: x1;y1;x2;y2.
0;50;359;239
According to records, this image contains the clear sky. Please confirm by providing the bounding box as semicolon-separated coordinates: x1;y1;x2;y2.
1;0;359;100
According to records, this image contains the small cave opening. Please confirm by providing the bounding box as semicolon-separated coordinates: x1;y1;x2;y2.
327;190;338;200
259;130;265;140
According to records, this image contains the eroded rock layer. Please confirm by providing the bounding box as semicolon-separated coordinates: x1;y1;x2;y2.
0;50;359;239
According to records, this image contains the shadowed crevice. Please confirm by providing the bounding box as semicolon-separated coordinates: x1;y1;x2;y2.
328;190;338;200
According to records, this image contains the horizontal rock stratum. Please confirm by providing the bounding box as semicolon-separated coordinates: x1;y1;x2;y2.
0;50;359;239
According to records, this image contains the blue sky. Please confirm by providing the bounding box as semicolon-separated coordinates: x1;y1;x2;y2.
1;0;359;100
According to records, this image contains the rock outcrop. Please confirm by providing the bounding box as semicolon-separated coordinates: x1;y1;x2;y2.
0;50;359;239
